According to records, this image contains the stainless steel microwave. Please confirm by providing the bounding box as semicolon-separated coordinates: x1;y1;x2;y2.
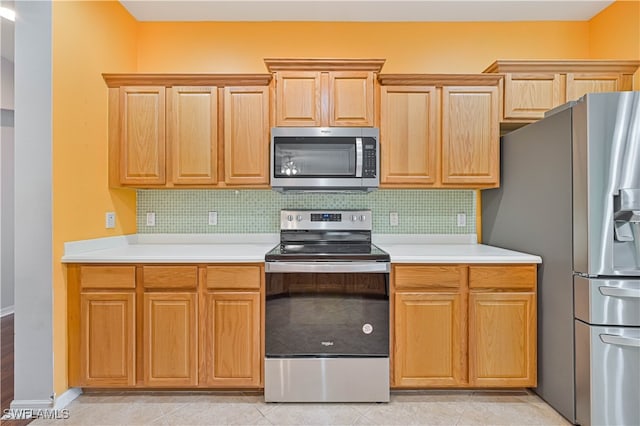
270;127;380;192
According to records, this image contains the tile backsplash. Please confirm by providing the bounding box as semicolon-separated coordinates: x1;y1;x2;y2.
137;189;476;234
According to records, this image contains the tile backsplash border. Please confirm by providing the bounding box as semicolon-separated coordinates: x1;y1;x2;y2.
136;189;476;234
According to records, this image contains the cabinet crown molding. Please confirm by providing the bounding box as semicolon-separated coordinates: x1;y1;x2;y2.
102;73;273;88
264;58;385;72
378;74;503;86
483;59;640;74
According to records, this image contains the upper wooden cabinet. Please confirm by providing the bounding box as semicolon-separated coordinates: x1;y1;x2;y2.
170;86;218;185
483;60;640;123
103;74;272;188
118;87;166;186
224;86;270;185
378;75;501;188
265;58;384;127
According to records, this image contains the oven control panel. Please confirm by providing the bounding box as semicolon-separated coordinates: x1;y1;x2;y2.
281;210;372;231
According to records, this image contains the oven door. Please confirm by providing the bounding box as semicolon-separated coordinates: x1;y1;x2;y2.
265;261;389;358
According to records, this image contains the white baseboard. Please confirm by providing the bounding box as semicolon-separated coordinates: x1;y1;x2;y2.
8;399;52;410
0;305;14;317
2;398;54;418
53;387;82;410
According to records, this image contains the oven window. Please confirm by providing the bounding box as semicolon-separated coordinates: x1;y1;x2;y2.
265;272;389;357
273;138;356;177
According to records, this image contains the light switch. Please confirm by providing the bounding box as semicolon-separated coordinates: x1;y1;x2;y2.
208;211;218;226
457;213;466;227
105;212;115;229
390;212;399;226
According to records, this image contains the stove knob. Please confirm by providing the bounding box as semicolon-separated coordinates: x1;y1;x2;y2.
287;215;294;222
351;215;358;222
360;215;367;222
296;215;303;222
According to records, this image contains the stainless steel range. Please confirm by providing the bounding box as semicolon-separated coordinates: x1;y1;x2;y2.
264;210;390;403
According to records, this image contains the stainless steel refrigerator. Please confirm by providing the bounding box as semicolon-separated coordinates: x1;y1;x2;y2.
482;92;640;426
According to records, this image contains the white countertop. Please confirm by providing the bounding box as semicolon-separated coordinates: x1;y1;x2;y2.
62;234;541;264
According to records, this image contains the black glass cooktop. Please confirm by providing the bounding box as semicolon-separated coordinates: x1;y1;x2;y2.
265;243;390;262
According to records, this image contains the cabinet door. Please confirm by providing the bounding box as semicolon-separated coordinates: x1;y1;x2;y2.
469;292;536;387
566;73;622;102
223;86;270;185
143;292;197;386
80;292;135;386
394;292;465;387
169;87;218;185
275;71;322;126
119;86;166;185
442;86;499;186
202;292;261;387
380;86;438;186
504;73;562;120
329;71;375;126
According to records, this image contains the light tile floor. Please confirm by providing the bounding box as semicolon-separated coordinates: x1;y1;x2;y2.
31;390;571;426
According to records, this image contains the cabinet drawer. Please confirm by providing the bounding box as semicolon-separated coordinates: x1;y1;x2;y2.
394;265;463;290
469;265;536;290
80;265;136;289
207;265;261;290
142;266;198;289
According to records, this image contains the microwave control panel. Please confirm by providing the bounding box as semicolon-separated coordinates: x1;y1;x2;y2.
363;139;377;178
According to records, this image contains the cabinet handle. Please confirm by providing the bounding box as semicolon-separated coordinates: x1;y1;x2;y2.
600;334;640;348
599;286;640;298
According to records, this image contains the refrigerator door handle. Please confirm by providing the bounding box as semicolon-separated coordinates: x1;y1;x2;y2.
599;286;640;298
600;334;640;348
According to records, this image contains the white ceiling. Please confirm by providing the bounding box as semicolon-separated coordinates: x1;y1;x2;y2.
119;0;615;22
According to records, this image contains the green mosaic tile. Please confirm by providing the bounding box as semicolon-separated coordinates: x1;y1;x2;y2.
137;189;476;234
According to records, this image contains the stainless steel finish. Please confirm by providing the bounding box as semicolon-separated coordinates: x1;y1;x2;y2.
265;261;390;273
483;105;575;421
280;209;372;231
271;127;380;192
599;333;640;347
355;137;363;177
482;92;640;424
572;92;640;276
614;188;640;221
575;321;640;426
599;285;640;298
574;276;640;329
264;357;390;402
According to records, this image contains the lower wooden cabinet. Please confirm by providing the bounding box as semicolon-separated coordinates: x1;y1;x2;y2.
394;292;465;387
469;292;536;387
143;292;197;386
201;292;261;387
80;292;136;387
69;263;263;389
392;264;537;389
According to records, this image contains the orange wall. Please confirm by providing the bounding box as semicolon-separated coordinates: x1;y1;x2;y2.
136;21;590;73
50;0;639;397
52;0;137;395
589;0;640;86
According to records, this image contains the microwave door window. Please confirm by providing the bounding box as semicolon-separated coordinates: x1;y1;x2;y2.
274;141;356;178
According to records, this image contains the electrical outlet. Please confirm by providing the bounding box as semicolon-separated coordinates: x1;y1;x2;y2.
457;213;466;227
389;212;399;226
146;212;156;227
105;212;116;229
208;211;218;226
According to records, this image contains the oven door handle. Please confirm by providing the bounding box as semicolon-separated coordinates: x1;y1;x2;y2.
265;261;390;273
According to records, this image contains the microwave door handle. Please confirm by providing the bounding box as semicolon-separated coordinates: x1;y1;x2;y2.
355;137;363;177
